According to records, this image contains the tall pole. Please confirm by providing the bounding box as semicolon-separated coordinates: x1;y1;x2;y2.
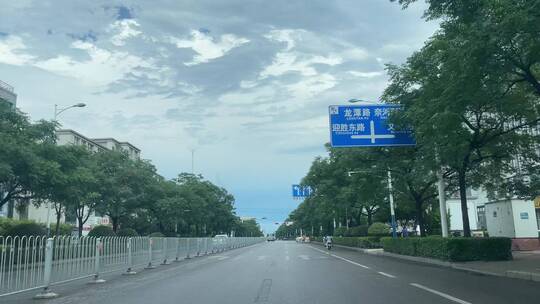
437;169;449;237
191;149;195;174
387;170;397;238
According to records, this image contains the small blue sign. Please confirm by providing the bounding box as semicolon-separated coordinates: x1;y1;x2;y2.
292;185;312;198
329;104;415;147
520;212;529;220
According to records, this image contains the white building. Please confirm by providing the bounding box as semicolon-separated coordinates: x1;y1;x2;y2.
447;188;540;238
91;137;140;160
0;79;16;109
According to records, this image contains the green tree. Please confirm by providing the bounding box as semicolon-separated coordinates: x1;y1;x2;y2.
384;0;540;236
0;105;57;210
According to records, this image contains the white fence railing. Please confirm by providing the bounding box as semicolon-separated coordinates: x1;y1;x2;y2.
0;236;264;298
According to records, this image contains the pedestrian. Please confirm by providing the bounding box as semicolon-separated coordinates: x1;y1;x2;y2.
402;225;409;238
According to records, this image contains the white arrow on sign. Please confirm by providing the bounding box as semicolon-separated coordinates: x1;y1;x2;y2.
351;120;395;144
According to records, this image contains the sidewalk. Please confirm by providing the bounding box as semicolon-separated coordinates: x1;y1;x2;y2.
331;243;540;282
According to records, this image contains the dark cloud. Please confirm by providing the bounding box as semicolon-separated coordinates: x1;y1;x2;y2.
115;5;133;20
67;30;97;42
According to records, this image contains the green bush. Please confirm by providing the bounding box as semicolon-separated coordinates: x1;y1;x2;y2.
330;236;383;248
0;218;17;236
368;222;390;236
333;227;348;237
4;221;46;237
148;232;165;237
88;225;116;237
381;237;512;261
51;223;74;236
348;225;369;237
117;228;139;237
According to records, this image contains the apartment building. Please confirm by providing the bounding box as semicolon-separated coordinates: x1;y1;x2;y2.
0;79;16;109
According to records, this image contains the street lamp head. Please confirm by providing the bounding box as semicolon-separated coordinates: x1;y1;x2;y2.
348;98;378;104
74;103;86;107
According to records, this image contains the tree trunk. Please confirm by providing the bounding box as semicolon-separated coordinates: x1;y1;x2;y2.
367;211;373;226
77;216;84;237
458;169;471;237
415;198;425;237
55;211;62;236
111;216;119;232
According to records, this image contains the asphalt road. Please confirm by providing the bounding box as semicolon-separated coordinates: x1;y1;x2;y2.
5;240;539;304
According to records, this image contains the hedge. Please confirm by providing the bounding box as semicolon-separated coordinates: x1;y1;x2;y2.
148;232;165;237
88;225;116;237
117;228;139;237
315;236;383;248
381;237;512;261
4;221;46;237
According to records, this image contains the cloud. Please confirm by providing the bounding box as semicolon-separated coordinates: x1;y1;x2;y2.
34;40;153;86
171;30;250;66
260;52;342;78
347;70;384;78
0;35;35;66
264;29;306;51
115;5;134;20
109;19;142;46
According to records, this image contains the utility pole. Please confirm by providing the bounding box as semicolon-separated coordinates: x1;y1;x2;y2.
191;149;195;174
387;170;397;238
437;169;449;237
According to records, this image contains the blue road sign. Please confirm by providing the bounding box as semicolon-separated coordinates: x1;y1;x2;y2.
292;185;312;198
328;104;415;147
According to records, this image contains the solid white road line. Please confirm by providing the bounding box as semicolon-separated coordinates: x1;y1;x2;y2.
377;271;396;278
410;283;472;304
298;255;310;260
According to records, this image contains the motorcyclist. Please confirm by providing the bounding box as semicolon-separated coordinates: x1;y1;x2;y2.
324;235;333;249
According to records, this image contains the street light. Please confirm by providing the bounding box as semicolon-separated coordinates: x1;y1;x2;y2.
347;98;380;104
46;102;87;237
54;102;86;120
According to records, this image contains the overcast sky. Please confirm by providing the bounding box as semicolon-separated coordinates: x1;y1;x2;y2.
0;0;437;233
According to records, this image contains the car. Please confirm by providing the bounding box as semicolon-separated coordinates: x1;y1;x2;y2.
267;235;276;241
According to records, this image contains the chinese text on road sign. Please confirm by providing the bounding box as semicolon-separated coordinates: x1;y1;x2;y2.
328;104;415;147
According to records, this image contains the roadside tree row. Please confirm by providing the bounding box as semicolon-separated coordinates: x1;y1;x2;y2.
0;104;263;237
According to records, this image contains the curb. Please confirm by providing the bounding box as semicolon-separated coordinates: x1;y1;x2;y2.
321;242;540;283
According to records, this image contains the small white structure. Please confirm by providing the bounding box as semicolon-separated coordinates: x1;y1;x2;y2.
485;200;539;238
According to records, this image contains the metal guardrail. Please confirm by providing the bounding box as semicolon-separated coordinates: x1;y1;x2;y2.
0;236;264;298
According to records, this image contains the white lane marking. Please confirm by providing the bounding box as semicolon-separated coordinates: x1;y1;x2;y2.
217;256;228;261
298;255;310;260
331;254;370;269
257;255;266;261
309;246;370;269
410;283;472;304
377;271;396;278
232;255;242;261
285;256;290;261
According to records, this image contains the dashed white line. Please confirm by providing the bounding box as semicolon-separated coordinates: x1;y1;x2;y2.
410;283;472;304
377;271;396;278
257;255;267;261
285;256;290;261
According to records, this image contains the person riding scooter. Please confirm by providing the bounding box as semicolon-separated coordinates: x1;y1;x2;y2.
324;235;333;250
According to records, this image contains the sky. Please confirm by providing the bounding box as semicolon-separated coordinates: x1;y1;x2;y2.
0;0;438;233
